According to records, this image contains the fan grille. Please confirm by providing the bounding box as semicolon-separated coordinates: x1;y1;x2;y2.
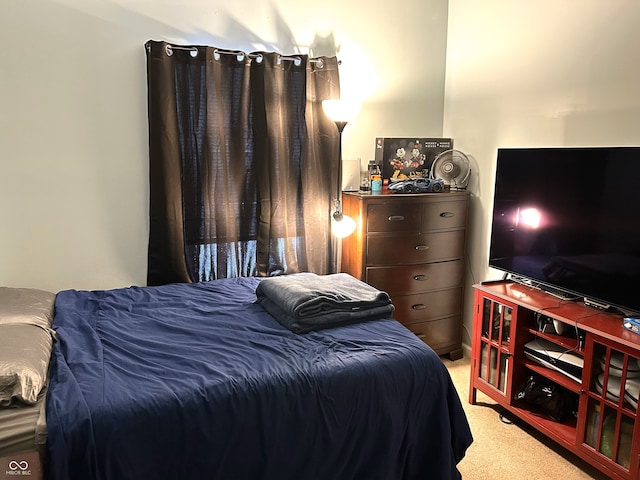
438;160;461;177
430;150;471;190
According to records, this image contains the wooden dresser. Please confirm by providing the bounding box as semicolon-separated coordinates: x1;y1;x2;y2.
341;190;470;359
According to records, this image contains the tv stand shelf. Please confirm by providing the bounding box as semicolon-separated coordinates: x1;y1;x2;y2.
524;327;582;353
522;360;582;394
470;281;640;480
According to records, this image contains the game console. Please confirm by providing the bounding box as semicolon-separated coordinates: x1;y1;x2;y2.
536;314;568;336
524;338;583;383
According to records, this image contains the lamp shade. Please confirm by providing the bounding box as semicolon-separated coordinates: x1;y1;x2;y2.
331;212;356;238
322;99;361;123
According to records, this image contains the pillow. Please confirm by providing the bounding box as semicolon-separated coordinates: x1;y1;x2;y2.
0;287;56;406
0;287;56;329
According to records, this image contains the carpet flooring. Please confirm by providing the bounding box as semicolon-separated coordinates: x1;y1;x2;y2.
443;354;609;479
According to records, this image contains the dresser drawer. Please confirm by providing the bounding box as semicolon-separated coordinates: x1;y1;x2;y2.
366;231;465;265
402;315;462;352
391;288;463;324
366;203;422;233
365;260;464;295
423;199;468;230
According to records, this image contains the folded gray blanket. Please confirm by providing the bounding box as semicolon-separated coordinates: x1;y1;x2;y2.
255;273;394;334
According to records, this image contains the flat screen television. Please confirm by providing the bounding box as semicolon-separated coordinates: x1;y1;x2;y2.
488;146;640;315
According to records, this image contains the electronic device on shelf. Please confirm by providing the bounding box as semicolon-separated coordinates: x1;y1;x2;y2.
536;313;569;336
524;338;583;383
488;146;640;316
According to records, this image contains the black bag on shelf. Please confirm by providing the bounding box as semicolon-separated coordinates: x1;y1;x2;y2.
514;374;577;422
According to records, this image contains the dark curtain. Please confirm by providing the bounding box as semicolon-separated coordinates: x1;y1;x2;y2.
145;41;341;285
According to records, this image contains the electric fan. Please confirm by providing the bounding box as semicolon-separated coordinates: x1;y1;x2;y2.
430;149;471;190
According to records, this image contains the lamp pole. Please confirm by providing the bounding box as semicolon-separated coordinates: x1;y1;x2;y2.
334;120;348;219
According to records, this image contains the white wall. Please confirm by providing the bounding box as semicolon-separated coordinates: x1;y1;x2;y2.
5;1;638;351
444;1;640;345
1;0;448;292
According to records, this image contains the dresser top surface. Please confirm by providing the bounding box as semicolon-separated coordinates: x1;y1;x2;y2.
343;190;469;201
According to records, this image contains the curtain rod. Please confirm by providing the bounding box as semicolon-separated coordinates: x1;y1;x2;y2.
163;44;336;66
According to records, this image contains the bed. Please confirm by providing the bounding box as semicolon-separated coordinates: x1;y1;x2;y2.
3;275;473;480
0;287;54;479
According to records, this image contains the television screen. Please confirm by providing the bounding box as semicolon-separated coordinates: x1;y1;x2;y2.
489;147;640;315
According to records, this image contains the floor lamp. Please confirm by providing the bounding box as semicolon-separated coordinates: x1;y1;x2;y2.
322;99;358;238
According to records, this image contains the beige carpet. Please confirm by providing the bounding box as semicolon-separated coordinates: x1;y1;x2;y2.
443;355;608;480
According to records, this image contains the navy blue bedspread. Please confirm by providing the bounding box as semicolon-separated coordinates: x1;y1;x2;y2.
45;277;472;480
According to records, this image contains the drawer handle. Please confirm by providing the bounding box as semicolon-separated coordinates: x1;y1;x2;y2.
413;274;428;281
440;211;455;218
415;333;426;339
388;215;405;222
411;304;427;310
415;245;429;251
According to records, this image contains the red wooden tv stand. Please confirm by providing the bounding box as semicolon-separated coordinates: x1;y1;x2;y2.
470;281;640;480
